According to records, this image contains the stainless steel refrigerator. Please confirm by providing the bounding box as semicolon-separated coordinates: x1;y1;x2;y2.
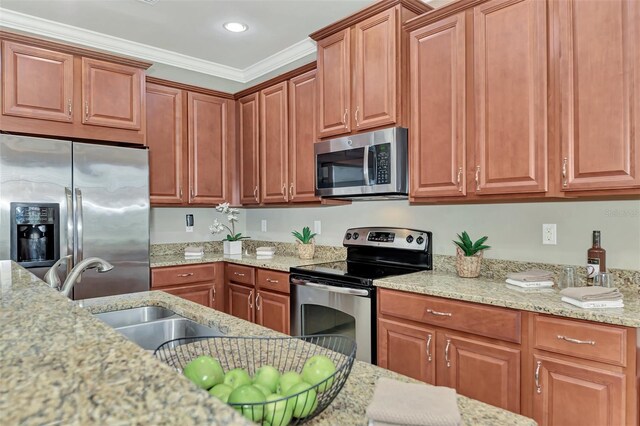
0;133;150;299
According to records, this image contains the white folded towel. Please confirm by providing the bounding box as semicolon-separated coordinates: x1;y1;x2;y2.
506;284;555;294
366;378;461;426
256;255;274;260
256;246;275;255
505;278;554;288
561;297;624;309
560;286;622;301
184;246;204;256
506;269;554;282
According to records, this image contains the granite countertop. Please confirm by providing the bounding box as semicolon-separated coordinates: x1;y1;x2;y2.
374;270;640;328
150;253;341;272
1;260;535;426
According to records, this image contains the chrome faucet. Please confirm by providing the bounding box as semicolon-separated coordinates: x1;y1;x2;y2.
58;257;114;298
44;255;72;290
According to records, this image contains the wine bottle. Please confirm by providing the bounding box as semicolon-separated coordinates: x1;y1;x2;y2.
587;230;606;284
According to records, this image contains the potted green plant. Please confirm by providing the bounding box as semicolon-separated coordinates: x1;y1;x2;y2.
292;226;317;259
209;203;249;255
453;231;490;278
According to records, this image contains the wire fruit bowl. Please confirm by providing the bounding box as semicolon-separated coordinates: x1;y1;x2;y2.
154;335;357;425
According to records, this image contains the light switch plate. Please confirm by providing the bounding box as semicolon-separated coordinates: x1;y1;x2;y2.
314;220;321;235
186;214;194;233
261;220;267;232
542;224;557;245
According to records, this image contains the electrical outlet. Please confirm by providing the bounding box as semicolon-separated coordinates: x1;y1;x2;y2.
186;214;194;233
542;224;557;245
261;220;267;232
314;220;322;235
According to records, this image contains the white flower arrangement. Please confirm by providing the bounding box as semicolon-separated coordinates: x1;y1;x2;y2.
209;202;249;241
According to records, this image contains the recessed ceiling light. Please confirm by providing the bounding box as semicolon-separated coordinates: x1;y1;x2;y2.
223;22;248;33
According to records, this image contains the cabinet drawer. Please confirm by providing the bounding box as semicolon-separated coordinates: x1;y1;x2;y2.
533;315;627;366
226;263;255;286
378;289;521;343
152;264;216;288
257;269;290;294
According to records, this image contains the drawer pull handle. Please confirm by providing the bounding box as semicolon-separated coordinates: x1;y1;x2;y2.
177;273;194;277
426;308;452;317
426;334;432;362
234;272;246;277
444;339;451;368
266;278;279;284
535;361;542;394
248;290;254;309
557;335;596;346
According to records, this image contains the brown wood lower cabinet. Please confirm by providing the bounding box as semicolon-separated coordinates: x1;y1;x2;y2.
151;263;223;310
225;264;290;335
378;318;435;384
532;353;626;426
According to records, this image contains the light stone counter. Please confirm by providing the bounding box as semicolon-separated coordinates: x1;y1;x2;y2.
374;270;640;328
150;253;342;272
1;260;535;426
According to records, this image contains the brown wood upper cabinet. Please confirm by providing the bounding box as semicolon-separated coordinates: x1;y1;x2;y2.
238;67;319;206
1;35;149;144
558;0;640;191
314;2;426;138
145;79;233;206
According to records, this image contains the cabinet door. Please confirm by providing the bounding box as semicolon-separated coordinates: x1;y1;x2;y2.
81;57;143;130
377;318;435;384
260;82;288;204
532;354;625;426
354;8;397;131
317;29;351;138
2;41;74;123
559;0;640;190
409;13;466;199
473;0;547;195
163;283;213;308
437;332;520;413
188;92;228;204
145;83;186;205
238;93;260;205
256;290;290;335
227;282;254;322
289;70;320;203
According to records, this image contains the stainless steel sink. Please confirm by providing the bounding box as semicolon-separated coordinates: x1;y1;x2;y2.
93;306;223;350
114;318;223;350
94;306;176;328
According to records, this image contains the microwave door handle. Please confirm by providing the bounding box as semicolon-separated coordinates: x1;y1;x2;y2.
362;146;370;185
369;145;377;185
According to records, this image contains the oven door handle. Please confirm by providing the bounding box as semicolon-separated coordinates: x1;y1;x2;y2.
292;278;370;296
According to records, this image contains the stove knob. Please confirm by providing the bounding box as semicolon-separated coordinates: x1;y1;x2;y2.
406;235;414;243
416;236;425;245
353;232;359;240
345;233;352;240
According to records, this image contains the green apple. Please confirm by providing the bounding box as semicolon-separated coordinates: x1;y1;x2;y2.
224;368;252;389
277;371;303;395
285;381;318;418
208;383;233;403
253;383;272;397
183;356;224;390
227;384;266;422
253;365;281;394
301;355;336;392
263;393;294;426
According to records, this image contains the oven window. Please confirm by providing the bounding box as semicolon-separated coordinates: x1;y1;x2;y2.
317;148;368;188
301;304;356;341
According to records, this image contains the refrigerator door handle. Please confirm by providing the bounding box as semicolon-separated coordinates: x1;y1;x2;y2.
65;187;74;274
75;188;84;265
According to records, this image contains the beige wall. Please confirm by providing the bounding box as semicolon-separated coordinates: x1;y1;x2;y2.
151;200;640;270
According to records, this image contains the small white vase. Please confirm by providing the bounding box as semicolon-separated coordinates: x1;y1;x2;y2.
223;240;242;255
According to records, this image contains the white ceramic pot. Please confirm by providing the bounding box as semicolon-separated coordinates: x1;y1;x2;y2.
223;240;242;255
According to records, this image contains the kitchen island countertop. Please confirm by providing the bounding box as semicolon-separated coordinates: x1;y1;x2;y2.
1;260;535;426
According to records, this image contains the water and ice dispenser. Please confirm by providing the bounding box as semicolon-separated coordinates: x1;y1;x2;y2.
10;203;60;268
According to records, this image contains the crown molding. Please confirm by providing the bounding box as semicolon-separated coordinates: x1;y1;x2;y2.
0;8;318;83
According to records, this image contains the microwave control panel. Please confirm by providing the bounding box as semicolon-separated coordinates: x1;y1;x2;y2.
376;144;391;184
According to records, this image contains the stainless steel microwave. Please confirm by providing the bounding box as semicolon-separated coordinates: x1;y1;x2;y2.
314;127;408;199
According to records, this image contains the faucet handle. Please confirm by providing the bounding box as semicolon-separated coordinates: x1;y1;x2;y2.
44;255;72;290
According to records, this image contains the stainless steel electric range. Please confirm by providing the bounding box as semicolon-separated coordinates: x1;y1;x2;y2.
290;227;433;364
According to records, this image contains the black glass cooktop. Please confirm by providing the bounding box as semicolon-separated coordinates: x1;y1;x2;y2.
290;260;424;286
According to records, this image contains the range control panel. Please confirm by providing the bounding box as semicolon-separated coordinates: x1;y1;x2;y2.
343;227;430;251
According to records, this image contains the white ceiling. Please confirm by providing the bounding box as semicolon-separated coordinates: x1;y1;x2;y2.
0;0;453;89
